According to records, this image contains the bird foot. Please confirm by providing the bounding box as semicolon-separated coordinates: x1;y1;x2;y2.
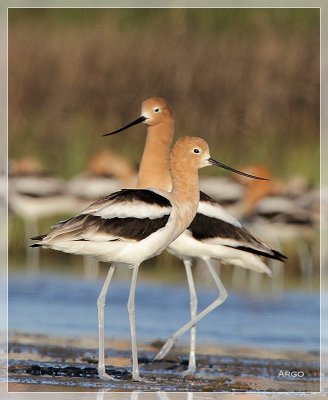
98;368;121;381
132;373;152;383
181;368;196;377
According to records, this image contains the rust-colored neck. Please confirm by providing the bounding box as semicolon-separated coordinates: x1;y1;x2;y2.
170;157;200;208
137;119;174;191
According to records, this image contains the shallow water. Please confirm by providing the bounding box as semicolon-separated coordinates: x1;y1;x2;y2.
9;269;319;352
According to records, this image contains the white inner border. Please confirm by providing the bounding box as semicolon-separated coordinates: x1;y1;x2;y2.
1;2;326;399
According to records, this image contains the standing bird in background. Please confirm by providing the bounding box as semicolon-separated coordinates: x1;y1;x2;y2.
104;97;287;373
232;165;316;288
68;149;137;206
31;136;246;381
9;157;78;267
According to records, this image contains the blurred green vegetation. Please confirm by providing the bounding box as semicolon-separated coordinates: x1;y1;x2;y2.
9;8;319;33
9;8;319;182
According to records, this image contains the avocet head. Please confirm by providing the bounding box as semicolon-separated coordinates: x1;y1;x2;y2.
171;136;270;180
103;97;173;136
140;97;173;126
170;137;211;170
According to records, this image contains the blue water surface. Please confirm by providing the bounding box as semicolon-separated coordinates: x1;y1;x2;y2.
8;271;320;351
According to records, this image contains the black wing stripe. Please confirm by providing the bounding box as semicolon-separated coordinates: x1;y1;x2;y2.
223;245;287;262
88;215;170;241
94;189;171;208
189;213;259;244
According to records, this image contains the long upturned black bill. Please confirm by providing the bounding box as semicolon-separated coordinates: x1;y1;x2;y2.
102;116;147;136
208;158;269;181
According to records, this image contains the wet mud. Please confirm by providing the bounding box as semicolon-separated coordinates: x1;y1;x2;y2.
8;333;320;392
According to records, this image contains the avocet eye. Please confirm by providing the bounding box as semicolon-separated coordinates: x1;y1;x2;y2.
154;108;160;112
193;148;200;154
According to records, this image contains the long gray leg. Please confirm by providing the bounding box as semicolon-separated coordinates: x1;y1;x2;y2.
154;259;227;361
97;264;117;381
184;259;197;374
127;264;145;382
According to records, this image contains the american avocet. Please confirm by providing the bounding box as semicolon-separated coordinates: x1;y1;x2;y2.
233;165;316;288
9;157;78;266
232;165;314;225
105;97;287;373
31;136;239;382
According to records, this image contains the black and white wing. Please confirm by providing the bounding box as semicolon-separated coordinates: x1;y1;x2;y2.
188;192;287;261
31;189;172;246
